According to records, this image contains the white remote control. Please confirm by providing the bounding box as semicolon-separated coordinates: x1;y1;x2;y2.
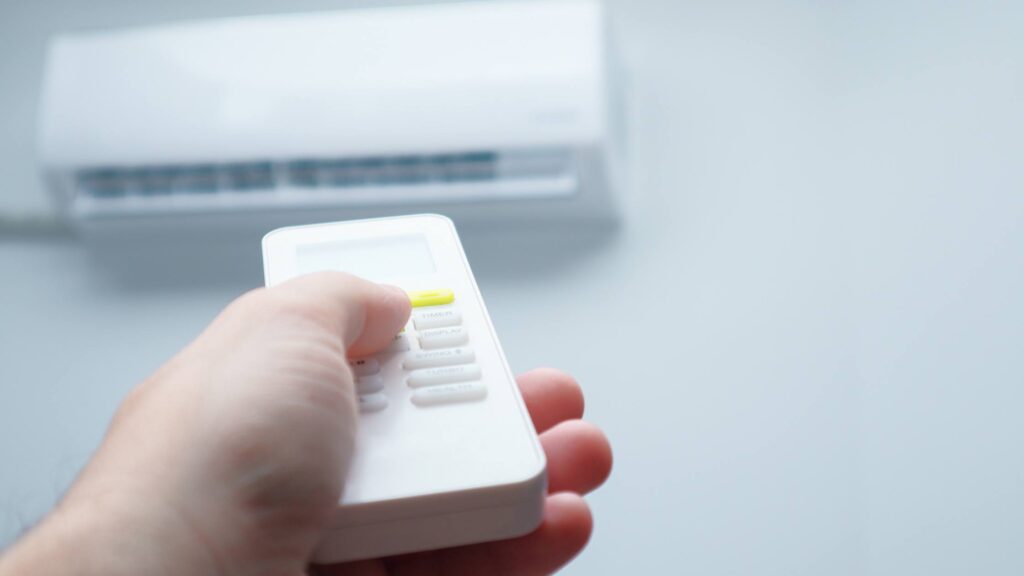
262;214;547;563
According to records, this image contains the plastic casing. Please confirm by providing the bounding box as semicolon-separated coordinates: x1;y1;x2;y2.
262;214;546;562
39;0;621;230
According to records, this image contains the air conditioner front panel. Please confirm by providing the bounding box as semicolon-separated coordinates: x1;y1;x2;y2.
40;1;606;167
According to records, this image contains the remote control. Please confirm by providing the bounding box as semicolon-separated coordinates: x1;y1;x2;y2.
262;214;547;563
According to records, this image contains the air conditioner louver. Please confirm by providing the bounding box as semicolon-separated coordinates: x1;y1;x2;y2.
74;151;578;198
68;149;578;218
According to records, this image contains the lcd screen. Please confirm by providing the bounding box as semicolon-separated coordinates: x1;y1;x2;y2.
296;234;436;283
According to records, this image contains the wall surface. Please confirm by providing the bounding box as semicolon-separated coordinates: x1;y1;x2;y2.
1;1;1023;574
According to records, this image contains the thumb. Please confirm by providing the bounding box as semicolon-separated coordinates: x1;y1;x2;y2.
270;271;411;358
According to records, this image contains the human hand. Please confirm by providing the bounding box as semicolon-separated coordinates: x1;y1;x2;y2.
0;273;611;576
315;365;611;576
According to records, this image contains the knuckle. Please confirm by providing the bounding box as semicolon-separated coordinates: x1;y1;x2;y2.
225;287;273;317
236;287;328;325
109;384;149;429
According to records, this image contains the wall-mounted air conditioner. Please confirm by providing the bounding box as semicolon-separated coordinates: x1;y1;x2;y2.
38;0;621;233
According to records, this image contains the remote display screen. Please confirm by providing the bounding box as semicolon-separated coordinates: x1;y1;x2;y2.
296;234;436;283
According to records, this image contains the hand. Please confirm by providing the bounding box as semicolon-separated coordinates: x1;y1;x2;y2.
0;273;611;576
317;366;611;576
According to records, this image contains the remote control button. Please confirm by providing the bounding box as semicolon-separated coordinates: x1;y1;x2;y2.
384;333;411;354
413;309;463;330
418;326;469;350
407;364;482;388
358;393;388;413
403;347;475;370
408;289;455;308
349;358;380;377
357;374;384;394
411;382;487;406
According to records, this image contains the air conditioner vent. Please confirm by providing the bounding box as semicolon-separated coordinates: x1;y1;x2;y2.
69;148;578;217
73;151;564;199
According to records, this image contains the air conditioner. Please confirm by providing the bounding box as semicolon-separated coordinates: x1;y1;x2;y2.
38;0;621;234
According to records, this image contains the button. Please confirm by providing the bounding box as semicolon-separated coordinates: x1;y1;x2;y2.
418;326;468;350
407;364;482;388
357;375;384;394
383;333;411;354
403;347;475;370
349;358;380;377
358;393;388;413
408;289;455;308
413;309;463;330
411;382;487;406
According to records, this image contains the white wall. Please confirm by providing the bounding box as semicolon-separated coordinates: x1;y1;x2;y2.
1;1;1022;574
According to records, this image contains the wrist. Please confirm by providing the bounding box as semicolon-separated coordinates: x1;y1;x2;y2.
0;487;224;576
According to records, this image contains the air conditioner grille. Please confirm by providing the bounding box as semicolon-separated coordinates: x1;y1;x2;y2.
72;151;556;199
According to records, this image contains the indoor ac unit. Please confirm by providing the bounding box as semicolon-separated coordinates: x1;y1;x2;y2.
38;0;622;234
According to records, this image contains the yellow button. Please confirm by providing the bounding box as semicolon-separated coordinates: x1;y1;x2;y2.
408;289;455;308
